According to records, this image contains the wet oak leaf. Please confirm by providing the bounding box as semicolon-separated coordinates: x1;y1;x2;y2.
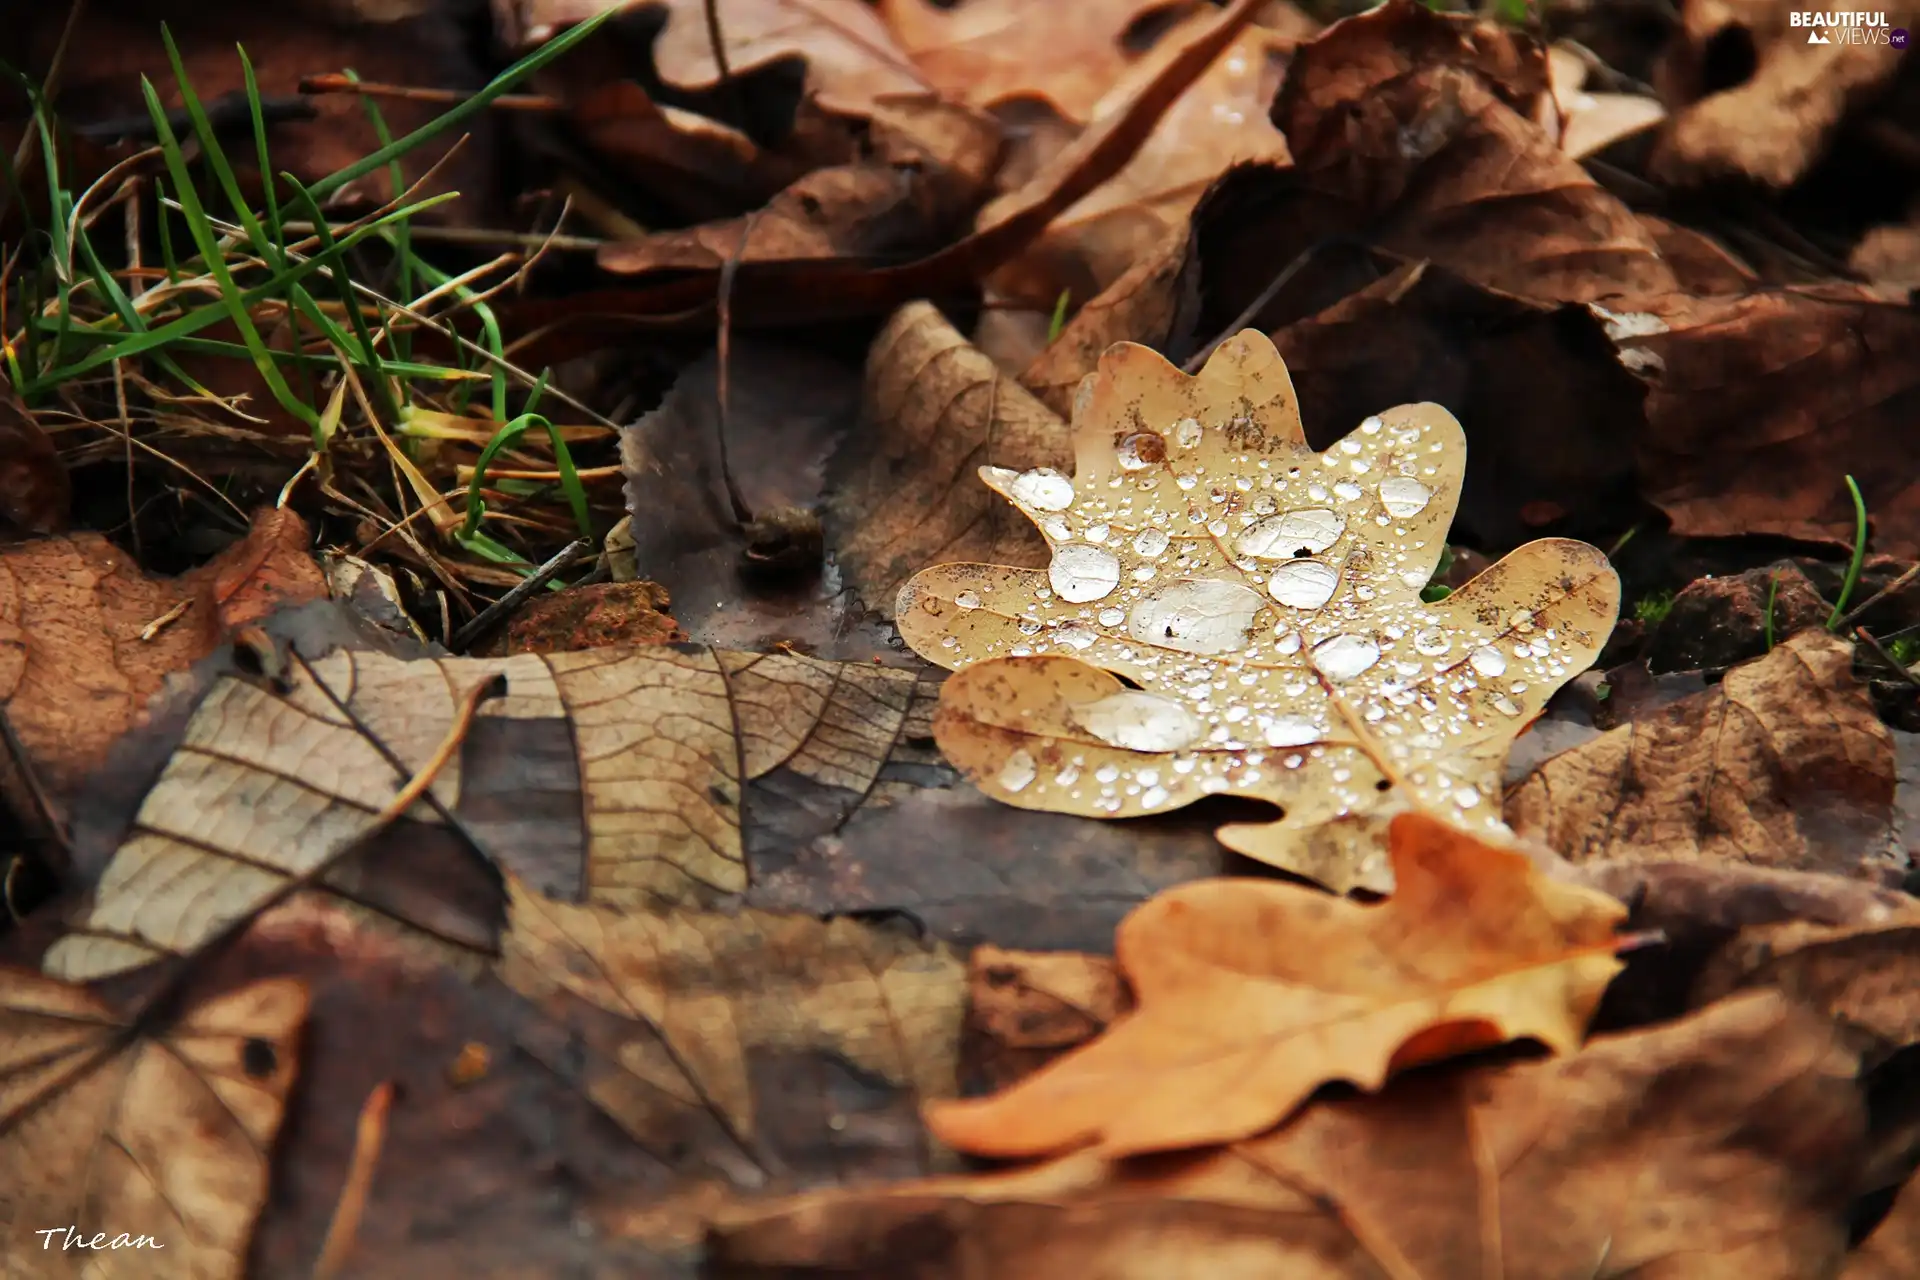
922;812;1628;1159
43;642;939;983
498;872;969;1171
894;330;1620;891
0;970;306;1279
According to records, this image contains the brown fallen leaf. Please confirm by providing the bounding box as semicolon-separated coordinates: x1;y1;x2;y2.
878;0;1204;124
1262;2;1676;306
0;969;306;1280
1019;224;1200;419
1652;0;1905;188
921;812;1626;1159
1849;1167;1920;1280
830;302;1068;610
1695;917;1920;1065
962;944;1130;1091
1505;630;1899;880
42;634;945;981
0;388;70;536
1539;41;1666;161
0;508;327;837
711;991;1864;1280
507;0;930;118
495;581;686;655
497;871;969;1184
895;329;1619;891
1268;257;1647;549
1600;286;1920;555
977;24;1292;309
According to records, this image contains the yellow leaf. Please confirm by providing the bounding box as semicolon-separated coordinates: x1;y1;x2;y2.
896;330;1620;891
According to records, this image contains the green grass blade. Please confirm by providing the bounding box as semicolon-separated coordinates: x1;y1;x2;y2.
1827;474;1869;629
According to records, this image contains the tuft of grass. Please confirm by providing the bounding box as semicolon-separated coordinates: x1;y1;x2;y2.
4;11;618;597
1888;635;1920;668
1826;474;1867;630
1633;589;1675;626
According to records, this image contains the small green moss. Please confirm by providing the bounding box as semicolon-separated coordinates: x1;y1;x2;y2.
1633;590;1676;626
1889;635;1920;668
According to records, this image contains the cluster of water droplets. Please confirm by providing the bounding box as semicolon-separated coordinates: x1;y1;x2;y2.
922;407;1596;824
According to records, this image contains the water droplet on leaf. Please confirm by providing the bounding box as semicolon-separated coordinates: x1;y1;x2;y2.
1010;468;1075;511
1379;476;1432;518
1469;645;1507;677
1236;508;1344;558
1312;633;1380;682
998;750;1037;792
1050;544;1121;602
1071;690;1205;751
1268;559;1339;610
955;591;982;610
1263;715;1321;747
1133;527;1170;557
1126;579;1264;654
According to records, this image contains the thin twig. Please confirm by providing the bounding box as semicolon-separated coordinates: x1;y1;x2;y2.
298;74;561;112
449;537;592;652
312;1081;395;1280
703;0;751;131
1182;235;1386;373
1856;627;1920;689
1834;561;1920;633
713;209;762;526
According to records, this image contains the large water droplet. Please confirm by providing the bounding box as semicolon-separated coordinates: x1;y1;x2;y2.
1380;476;1433;518
1468;645;1507;677
1413;628;1450;656
1236;508;1345;558
1054;624;1097;650
1333;480;1363;502
1071;690;1204;751
1132;528;1169;558
998;750;1037;792
1126;579;1263;655
1312;633;1380;682
1009;468;1075;511
1267;559;1339;610
1172;417;1203;449
1098;607;1124;627
1116;431;1167;470
1050;544;1121;602
1263;715;1322;747
954;591;982;610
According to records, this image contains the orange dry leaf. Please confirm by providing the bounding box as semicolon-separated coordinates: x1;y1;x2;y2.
879;0;1202;124
923;812;1628;1160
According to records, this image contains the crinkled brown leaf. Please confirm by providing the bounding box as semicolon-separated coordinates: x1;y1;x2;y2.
1695;916;1920;1065
44;641;941;982
0;508;326;831
977;25;1292;309
506;0;929;117
895;330;1620;891
0;971;306;1279
831;302;1069;609
1597;286;1920;555
1506;630;1899;880
878;0;1204;124
1266;3;1676;306
497;872;968;1183
922;813;1626;1159
712;992;1863;1280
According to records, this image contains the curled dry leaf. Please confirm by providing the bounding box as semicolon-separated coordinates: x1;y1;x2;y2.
498;872;968;1180
1539;41;1666;161
832;302;1069;608
506;0;929;118
713;994;1861;1280
0;970;306;1279
1506;630;1899;881
977;25;1292;308
878;0;1203;124
0;508;326;831
922;813;1627;1159
45;640;940;982
1601;286;1920;556
895;330;1620;891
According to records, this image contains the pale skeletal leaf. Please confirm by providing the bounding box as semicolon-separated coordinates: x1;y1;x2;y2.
895;331;1620;891
0;972;305;1279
